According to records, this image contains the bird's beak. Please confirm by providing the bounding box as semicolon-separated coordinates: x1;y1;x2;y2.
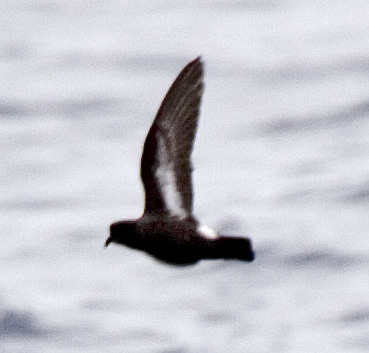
105;237;112;247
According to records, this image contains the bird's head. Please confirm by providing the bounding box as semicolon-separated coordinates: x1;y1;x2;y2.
105;221;137;247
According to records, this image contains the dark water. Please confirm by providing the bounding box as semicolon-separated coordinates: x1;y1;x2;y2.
2;1;369;352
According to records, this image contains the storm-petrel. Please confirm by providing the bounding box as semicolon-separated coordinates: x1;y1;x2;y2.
105;57;254;266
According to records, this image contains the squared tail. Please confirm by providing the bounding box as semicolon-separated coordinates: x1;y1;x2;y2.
203;236;254;262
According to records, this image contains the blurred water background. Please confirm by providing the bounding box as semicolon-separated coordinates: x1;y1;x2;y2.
2;0;369;352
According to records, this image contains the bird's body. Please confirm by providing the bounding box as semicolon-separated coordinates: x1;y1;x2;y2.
110;217;203;265
106;57;254;266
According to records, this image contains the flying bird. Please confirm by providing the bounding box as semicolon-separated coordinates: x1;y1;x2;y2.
105;57;254;266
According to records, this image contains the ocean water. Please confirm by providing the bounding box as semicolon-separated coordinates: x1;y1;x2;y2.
2;1;369;352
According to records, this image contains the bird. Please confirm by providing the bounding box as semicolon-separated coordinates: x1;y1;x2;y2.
105;56;254;266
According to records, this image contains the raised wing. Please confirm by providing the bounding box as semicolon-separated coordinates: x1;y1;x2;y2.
140;57;204;220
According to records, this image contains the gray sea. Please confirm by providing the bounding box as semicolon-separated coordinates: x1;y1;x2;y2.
2;1;369;352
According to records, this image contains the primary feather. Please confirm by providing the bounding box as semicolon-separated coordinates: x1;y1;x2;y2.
140;57;203;220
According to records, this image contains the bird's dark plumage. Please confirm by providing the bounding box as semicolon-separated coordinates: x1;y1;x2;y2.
106;57;254;266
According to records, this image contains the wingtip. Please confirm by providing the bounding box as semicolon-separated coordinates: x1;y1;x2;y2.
187;56;203;68
190;56;204;80
194;55;203;65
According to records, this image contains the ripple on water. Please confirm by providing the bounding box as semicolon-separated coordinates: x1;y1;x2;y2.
261;100;369;135
0;309;44;338
283;249;361;270
339;308;369;325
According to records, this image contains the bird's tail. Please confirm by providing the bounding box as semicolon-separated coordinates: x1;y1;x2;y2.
203;236;254;262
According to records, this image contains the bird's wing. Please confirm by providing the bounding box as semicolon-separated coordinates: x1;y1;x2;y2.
140;57;204;220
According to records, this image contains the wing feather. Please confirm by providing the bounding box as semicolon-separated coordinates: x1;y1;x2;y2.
140;57;204;219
